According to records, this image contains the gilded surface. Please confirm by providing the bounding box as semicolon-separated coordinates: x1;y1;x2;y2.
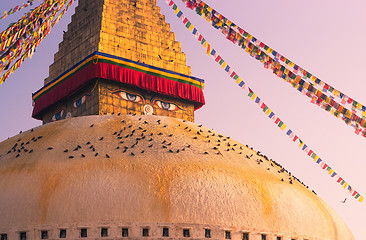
45;0;191;85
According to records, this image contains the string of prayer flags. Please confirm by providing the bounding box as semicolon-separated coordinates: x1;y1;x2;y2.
179;0;366;138
184;0;366;118
165;0;363;202
0;0;75;85
0;0;39;20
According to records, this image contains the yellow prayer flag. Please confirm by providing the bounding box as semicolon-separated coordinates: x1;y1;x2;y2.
299;142;304;148
227;20;232;26
314;155;319;161
251;93;257;101
345;111;352;118
328;169;334;175
357;103;362;110
343;183;349;189
222;62;227;69
174;8;179;15
265;109;271;115
289;62;295;68
359;196;364;203
235;77;242;85
268;48;273;54
188;24;194;31
202;41;208;48
247;35;252;41
280;124;287;131
311;76;317;82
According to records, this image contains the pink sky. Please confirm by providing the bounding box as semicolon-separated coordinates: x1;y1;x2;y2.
1;0;365;238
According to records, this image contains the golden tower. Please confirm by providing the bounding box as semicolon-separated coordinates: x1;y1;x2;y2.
32;0;205;124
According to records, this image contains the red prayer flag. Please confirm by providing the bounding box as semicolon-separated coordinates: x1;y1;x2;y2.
307;150;313;156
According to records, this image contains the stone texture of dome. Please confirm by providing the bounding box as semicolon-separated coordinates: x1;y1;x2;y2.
0;115;354;240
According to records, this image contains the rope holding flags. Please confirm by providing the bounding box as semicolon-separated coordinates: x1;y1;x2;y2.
164;0;363;203
180;0;366;139
0;0;75;84
0;0;39;20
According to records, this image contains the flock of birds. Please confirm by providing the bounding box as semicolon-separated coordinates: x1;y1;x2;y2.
0;114;333;202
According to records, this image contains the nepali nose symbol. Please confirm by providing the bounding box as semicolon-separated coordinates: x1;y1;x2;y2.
144;104;154;115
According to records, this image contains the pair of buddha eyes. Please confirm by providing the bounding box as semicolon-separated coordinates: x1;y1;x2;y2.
113;91;182;111
50;95;89;122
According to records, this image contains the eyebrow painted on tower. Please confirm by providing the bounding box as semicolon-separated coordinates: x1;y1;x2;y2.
31;0;205;124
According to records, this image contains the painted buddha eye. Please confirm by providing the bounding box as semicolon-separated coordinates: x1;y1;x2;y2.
51;110;64;122
154;100;180;111
73;95;88;108
113;91;143;103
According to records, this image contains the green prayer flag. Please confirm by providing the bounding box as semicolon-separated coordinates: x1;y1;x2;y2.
263;106;268;112
326;166;331;171
173;4;177;10
248;92;254;97
278;121;283;127
219;59;224;65
311;153;316;159
233;75;239;80
340;180;345;185
355;193;360;199
186;22;191;28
